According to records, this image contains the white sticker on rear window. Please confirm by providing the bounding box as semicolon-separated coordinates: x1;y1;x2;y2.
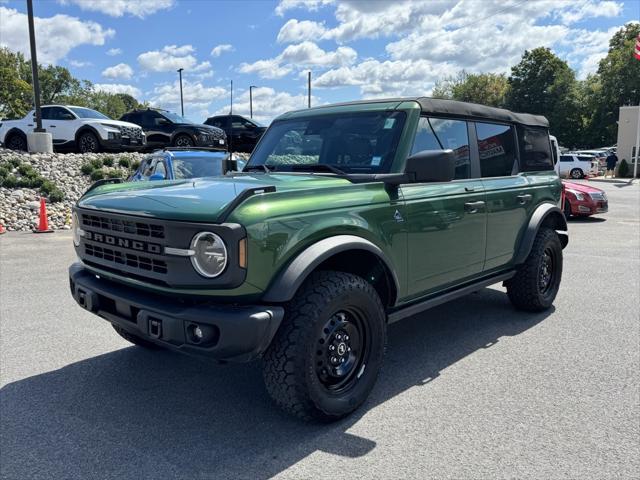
383;118;395;129
371;156;382;166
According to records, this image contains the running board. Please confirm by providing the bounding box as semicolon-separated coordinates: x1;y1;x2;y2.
387;270;516;324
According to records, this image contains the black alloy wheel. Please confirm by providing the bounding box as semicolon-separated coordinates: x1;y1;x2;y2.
7;134;27;151
173;134;194;147
78;132;99;153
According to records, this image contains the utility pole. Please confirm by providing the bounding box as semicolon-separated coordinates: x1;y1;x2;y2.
307;71;311;108
249;85;257;119
25;0;52;152
634;103;639;179
177;68;184;116
228;80;233;155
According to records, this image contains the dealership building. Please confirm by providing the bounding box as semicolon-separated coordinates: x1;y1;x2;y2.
617;105;640;173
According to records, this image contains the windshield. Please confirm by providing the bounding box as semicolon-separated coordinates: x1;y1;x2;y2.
172;153;229;179
247;111;407;174
162;111;195;124
69;107;110;119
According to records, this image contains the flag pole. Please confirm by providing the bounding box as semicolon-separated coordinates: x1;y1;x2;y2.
633;102;639;179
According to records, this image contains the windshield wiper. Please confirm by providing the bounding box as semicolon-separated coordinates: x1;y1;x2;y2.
288;164;347;176
243;164;274;173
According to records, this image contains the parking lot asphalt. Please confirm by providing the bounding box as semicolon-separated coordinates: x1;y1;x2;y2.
1;180;638;480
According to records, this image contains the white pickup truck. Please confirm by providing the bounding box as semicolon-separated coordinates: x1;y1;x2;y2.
0;105;145;153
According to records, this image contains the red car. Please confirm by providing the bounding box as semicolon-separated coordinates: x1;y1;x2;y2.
562;180;608;218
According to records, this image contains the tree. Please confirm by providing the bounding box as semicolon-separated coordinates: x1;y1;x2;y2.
590;23;640;145
0;49;32;118
506;47;581;147
432;71;508;108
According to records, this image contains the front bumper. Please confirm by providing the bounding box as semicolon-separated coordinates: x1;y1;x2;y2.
571;199;608;216
69;263;283;362
99;136;146;151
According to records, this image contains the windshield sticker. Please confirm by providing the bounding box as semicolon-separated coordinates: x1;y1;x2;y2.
383;118;396;129
371;156;382;166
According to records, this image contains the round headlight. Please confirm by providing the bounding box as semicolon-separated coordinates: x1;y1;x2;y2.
72;212;80;247
190;232;227;278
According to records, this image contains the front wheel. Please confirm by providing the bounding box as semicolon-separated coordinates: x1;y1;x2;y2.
262;271;387;421
173;134;194;147
506;228;563;312
570;168;583;179
78;131;100;153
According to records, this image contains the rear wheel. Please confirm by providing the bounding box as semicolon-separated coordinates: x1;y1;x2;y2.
506;228;563;312
6;133;27;151
112;324;160;349
263;271;387;421
173;134;194;147
570;168;583;179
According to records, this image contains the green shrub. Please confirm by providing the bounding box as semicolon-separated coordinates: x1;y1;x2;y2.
30;176;44;188
118;157;131;168
618;159;629;178
0;166;9;178
8;158;21;168
90;169;105;181
80;163;95;175
48;189;65;203
90;158;103;169
16;177;33;188
102;157;114;167
40;180;56;195
17;164;34;176
3;175;18;188
107;169;122;179
131;160;141;171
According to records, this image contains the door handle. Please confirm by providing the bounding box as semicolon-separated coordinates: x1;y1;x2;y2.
516;194;532;205
49;125;56;128
464;201;485;214
464;186;476;192
27;124;33;127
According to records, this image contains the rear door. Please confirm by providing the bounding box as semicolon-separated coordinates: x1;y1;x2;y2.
475;121;532;271
402;116;487;298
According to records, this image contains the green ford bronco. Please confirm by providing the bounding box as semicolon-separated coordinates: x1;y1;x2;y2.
69;98;568;421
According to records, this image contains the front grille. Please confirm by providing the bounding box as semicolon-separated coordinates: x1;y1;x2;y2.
589;192;606;201
85;244;168;274
81;214;164;238
120;125;144;140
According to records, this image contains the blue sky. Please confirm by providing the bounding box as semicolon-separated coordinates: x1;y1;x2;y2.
1;0;639;123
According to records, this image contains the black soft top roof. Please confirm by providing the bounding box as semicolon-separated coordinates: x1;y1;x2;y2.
415;97;548;128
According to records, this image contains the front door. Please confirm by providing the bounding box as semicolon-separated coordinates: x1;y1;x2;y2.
402;116;487;298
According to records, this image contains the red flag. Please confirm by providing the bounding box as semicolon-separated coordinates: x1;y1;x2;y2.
635;34;640;61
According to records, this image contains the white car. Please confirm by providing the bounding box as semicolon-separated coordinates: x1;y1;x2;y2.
556;154;598;179
0;105;145;153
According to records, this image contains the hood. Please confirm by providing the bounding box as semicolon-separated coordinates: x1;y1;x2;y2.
177;123;222;132
77;173;350;223
562;180;604;194
84;119;143;130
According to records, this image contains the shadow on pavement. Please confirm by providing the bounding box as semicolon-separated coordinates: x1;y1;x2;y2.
0;288;551;480
567;216;606;223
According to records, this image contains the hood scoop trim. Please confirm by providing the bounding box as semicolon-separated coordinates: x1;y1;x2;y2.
216;185;276;223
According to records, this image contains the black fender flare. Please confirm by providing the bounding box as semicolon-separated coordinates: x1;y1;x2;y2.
75;125;102;144
513;203;568;265
262;235;400;303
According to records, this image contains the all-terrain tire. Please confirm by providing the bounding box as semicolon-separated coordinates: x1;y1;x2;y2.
112;324;161;349
6;133;27;151
78;131;100;153
506;227;563;312
262;271;387;422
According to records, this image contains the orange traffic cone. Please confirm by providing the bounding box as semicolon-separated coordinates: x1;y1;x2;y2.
33;197;54;233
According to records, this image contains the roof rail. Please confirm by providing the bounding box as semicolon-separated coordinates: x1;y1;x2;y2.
162;146;227;153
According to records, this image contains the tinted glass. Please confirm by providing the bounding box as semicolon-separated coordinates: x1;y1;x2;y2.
172;153;227;179
41;107;54;120
560;155;573;162
578;156;594;162
162;111;195;124
475;122;517;177
140;111;159;127
68;107;110;119
154;161;167;178
248;112;406;174
411;117;470;179
51;107;73;120
518;125;553;171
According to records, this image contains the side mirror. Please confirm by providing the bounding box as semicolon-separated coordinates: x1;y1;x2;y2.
149;173;165;181
158;118;170;125
404;150;456;183
60;113;75;120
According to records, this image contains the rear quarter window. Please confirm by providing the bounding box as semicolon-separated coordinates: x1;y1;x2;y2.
517;126;554;172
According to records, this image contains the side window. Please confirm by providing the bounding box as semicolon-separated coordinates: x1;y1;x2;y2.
140;112;158;127
517;125;554;172
231;116;248;131
475;122;517;177
411;117;470;179
141;157;155;178
51;107;73;120
41;107;54;120
560;155;573;162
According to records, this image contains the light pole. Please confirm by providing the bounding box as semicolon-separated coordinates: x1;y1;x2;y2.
307;71;311;108
249;85;257;119
177;68;184;116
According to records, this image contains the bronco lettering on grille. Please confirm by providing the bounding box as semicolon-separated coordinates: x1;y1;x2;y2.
84;231;162;254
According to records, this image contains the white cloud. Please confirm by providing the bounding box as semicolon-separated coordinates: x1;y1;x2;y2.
137;44;198;72
150;80;227;111
214;87;318;123
93;83;142;98
0;6;114;64
102;62;134;80
239;41;357;79
277;19;327;43
68;59;92;67
557;0;622;24
191;61;212;72
211;44;234;57
275;0;333;16
58;0;175;18
562;25;623;79
106;48;122;56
